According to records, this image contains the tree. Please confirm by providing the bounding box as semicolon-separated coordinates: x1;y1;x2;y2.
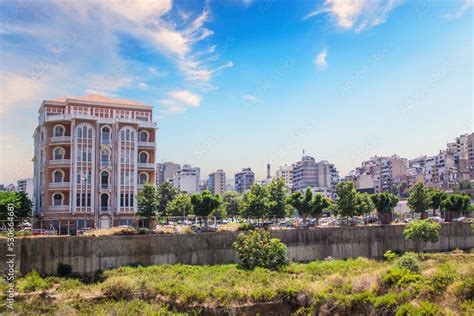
156;182;179;216
399;180;408;197
0;191;32;220
222;191;242;219
440;194;471;221
355;192;375;217
136;183;158;225
287;188;330;225
456;180;473;191
165;193;192;217
333;182;358;220
371;192;398;224
241;184;269;220
407;183;430;219
190;190;222;228
428;189;447;217
403;219;441;257
390;183;399;196
266;177;288;219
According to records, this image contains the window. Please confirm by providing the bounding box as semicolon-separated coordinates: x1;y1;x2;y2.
120;193;134;207
101;171;109;186
76;193;91;207
139;172;148;184
100;193;109;208
139;131;149;142
100;148;110;163
53;125;65;137
53;147;65;160
139;152;148;163
53;170;64;183
52;193;63;206
101;126;111;143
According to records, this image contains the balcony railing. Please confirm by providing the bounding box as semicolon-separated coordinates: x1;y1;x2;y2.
50;136;71;144
49;205;69;212
44;114;157;127
138;141;155;148
100;138;112;145
138;162;155;169
49;182;70;189
100;183;111;189
100;206;111;213
50;159;70;166
100;161;112;168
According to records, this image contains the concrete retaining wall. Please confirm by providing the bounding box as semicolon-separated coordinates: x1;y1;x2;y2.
1;223;473;277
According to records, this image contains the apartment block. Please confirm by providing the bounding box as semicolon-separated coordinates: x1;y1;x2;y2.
208;169;226;195
32;95;157;228
235;168;255;193
156;162;180;186
17;178;34;200
173;164;200;193
276;164;292;188
291;155;339;197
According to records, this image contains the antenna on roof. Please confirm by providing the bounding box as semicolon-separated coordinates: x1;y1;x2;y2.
302;149;305;156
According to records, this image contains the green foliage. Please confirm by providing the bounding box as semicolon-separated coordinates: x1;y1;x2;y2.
374;293;398;313
382;267;423;288
241;184;269;219
238;223;252;231
371;192;399;213
233;229;288;270
136;182;158;218
333;181;358;218
0;191;32;220
266;177;288;218
441;193;471;215
355;192;376;216
383;250;398;262
190;190;222;226
221;191;243;218
451;277;474;300
428;189;447;211
395;301;442;316
165;193;192;217
407;183;430;215
287;188;330;223
395;253;420;273
403;219;441;247
156;182;179;216
17;271;48;292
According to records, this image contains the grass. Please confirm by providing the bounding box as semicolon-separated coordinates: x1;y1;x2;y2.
1;251;473;315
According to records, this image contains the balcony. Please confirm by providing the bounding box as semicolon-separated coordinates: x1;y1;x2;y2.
49;182;70;189
100;206;111;213
49;159;70;167
100;161;112;168
100;183;111;190
49;205;69;212
100;138;112;145
43;113;158;128
138;141;155;148
138;162;155;169
50;136;71;144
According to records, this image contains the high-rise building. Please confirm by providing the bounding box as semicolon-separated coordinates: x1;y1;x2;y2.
174;164;200;193
468;133;474;180
355;155;407;193
32;95;157;228
17;178;34;200
291;155;339;197
276;164;292;188
235;168;255;193
208;169;226;195
156;162;180;186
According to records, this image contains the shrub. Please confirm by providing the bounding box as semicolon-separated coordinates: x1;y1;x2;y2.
233;229;288;270
396;253;420;273
57;263;72;277
17;271;48;292
374;293;398;313
395;301;442;316
382;268;423;288
384;250;398;261
238;223;252;231
403;219;440;255
101;277;138;300
451;277;474;300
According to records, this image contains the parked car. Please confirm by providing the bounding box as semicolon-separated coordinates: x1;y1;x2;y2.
31;229;56;236
428;216;444;223
452;217;467;222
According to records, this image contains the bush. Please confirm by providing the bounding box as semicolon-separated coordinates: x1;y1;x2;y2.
395;301;442;316
233;229;288;270
17;271;48;292
238;223;252;231
57;263;72;277
382;267;423;288
383;250;398;262
396;253;420;273
451;277;474;300
374;293;398;313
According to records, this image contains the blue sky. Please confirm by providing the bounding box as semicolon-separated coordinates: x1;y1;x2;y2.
0;0;472;183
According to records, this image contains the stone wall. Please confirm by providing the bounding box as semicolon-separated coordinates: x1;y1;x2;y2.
1;223;473;277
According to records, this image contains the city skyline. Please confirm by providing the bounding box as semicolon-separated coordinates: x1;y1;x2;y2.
0;0;472;183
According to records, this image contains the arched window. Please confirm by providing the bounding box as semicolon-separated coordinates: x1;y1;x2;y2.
53;170;64;183
77;124;93;139
53;147;65;160
100;193;109;208
139;172;148;184
100;148;110;163
139;130;149;142
101;126;111;143
53;125;65;137
139;151;148;163
52;193;64;206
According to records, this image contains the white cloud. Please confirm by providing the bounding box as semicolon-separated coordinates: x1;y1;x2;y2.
241;94;262;104
137;82;149;89
443;0;473;19
158;89;203;114
314;49;328;69
304;0;403;32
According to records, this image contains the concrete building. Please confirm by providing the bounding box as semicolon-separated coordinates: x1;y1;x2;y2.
291;156;339;197
355;174;375;194
235;168;255;193
17;178;34;200
276;164;292;188
32;95;157;228
468;133;474;180
355;155;407;193
174;164;200;193
156;162;180;186
0;184;16;192
208;169;226;195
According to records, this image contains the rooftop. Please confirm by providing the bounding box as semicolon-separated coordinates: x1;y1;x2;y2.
45;94;148;107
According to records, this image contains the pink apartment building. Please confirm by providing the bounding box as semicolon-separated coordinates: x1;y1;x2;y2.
33;95;157;229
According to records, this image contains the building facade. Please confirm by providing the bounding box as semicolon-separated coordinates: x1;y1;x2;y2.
235;168;255;193
33;95;157;228
276;164;292;189
291;156;339;197
156;162;180;186
17;178;34;200
208;169;226;195
173;164;200;193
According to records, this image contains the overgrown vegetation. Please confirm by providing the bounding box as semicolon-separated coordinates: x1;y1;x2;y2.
2;251;473;315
